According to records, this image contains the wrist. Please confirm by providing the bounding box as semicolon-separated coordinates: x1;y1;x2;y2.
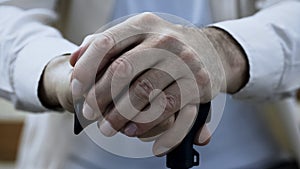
202;27;249;94
38;54;73;111
39;57;62;110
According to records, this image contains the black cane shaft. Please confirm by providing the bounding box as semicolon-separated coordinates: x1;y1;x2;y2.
167;102;211;169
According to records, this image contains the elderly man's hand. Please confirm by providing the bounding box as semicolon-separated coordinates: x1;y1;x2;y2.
70;13;248;155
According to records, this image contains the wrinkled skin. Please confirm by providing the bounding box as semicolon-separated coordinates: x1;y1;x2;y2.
41;13;248;156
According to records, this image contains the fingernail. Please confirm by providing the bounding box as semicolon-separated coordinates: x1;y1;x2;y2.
83;103;96;120
99;120;116;137
198;125;211;144
154;146;170;156
72;79;83;98
124;123;137;136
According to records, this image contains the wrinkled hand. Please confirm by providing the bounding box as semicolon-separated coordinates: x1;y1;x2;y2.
70;13;247;155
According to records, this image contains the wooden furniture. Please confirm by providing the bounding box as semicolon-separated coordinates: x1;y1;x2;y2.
0;122;23;161
0;99;25;162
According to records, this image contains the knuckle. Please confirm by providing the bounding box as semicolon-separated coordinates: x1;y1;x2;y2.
109;56;133;78
137;12;160;23
130;12;161;30
155;34;178;47
196;69;210;87
131;79;154;101
138;79;154;93
160;94;177;112
91;33;114;51
102;35;114;47
81;34;95;46
180;48;197;63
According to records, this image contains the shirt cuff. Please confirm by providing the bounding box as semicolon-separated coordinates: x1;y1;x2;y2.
13;37;78;112
212;18;284;100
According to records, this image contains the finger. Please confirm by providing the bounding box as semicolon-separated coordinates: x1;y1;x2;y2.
96;72;172;137
194;124;211;146
83;35;190;121
152;105;198;156
94;44;199;128
73;34;146;98
82;30;189;120
82;44;167;120
71;13;175;99
123;78;200;137
70;45;89;67
96;72;177;137
138;115;175;142
71;13;164;98
82;24;196;120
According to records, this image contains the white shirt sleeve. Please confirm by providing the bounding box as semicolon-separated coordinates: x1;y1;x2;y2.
213;0;300;100
0;4;78;112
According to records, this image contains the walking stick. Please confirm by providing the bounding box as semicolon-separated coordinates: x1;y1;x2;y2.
167;102;211;169
73;100;210;169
